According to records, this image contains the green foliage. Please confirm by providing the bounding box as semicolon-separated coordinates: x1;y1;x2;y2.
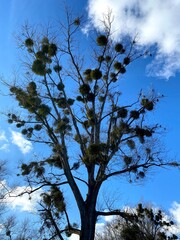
9;86;17;93
141;98;154;111
25;38;34;47
54;65;62;72
41;36;49;45
38;104;51;116
121;204;179;240
6;230;11;237
48;43;57;57
117;108;128;118
96;35;108;46
120;66;126;74
110;72;117;82
87;108;94;118
27;81;37;95
90;69;102;80
25;36;59;77
84;143;108;164
97;55;105;63
42;186;66;213
119;121;131;134
79;83;91;95
16;123;22;128
21;163;31;175
21;129;28;135
97;204;178;240
121;224;140;240
46;155;62;169
83;69;92;81
138;171;145;178
7;16;173;240
8;119;13;124
74;17;80;26
76;95;84;102
105;55;111;62
74;134;88;145
124;156;132;165
98;95;105;102
46;68;52;74
41;44;49;54
67;98;75;106
34;124;42;131
126;139;135;149
54;117;71;134
130;110;140;119
114;43;123;52
35;51;45;59
21;161;45;177
32;59;46;76
135;127;153;138
123;57;130;65
88;143;101;155
114;61;122;70
57;98;67;108
86;93;95;102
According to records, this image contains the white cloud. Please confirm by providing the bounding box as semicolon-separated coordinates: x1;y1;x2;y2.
104;214;115;222
87;0;180;79
68;234;79;240
95;222;106;236
95;212;116;235
0;183;42;212
169;202;180;234
170;202;180;223
11;130;32;154
0;130;9;152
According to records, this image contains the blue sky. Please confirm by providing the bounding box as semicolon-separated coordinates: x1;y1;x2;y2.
0;0;180;238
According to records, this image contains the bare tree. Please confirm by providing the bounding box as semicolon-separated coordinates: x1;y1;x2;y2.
95;204;178;240
0;160;12;221
4;10;180;240
0;215;42;240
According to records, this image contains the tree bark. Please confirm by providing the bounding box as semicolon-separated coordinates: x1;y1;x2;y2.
79;204;97;240
79;179;101;240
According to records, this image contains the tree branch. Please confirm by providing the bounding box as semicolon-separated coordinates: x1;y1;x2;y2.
96;209;130;219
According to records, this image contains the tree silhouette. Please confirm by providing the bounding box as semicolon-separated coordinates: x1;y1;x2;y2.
6;12;179;240
96;204;178;240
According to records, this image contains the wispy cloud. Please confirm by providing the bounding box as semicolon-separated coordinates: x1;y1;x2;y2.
0;131;7;142
0;130;9;152
11;130;32;154
0;143;9;152
87;0;180;79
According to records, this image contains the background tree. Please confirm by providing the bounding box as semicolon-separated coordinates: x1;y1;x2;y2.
0;160;8;224
95;204;179;240
5;11;180;240
0;160;7;199
0;213;57;240
0;161;38;239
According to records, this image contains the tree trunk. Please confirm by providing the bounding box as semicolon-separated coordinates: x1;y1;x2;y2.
79;181;99;240
79;205;97;240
